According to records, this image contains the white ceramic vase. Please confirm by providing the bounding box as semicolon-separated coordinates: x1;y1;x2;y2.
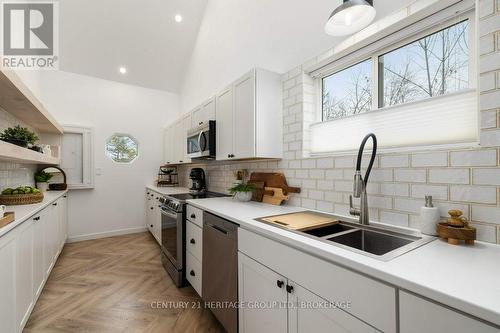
37;182;49;192
235;191;252;202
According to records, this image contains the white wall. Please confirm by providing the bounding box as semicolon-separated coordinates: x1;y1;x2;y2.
17;71;180;241
179;0;412;112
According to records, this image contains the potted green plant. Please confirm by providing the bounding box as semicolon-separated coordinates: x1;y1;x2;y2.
229;182;256;202
34;170;53;192
0;125;39;148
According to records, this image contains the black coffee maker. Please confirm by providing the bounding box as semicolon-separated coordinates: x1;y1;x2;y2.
189;168;206;195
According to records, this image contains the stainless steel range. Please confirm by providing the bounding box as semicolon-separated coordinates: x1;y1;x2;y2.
160;191;227;287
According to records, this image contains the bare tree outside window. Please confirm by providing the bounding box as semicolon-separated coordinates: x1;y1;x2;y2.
320;20;470;122
105;134;138;163
379;20;469;107
322;59;372;121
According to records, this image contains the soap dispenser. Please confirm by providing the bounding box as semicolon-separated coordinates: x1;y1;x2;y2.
420;196;440;236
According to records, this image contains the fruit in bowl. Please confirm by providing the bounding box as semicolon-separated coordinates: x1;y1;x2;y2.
2;186;40;195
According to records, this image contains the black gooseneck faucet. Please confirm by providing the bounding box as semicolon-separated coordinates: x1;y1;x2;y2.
349;133;377;225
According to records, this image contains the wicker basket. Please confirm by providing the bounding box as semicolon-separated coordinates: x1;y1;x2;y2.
0;192;44;205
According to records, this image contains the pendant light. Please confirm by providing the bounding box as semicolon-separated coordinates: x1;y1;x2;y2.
325;0;376;36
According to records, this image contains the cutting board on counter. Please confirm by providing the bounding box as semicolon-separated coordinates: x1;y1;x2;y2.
261;211;338;231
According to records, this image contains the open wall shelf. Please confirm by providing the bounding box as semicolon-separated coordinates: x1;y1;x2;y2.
0;70;63;134
0;140;60;165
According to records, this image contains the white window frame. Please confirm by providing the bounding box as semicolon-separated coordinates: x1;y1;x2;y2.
308;3;478;156
62;125;94;189
318;11;476;123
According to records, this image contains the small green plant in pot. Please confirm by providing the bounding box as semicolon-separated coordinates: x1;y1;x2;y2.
0;125;39;147
34;170;53;192
229;182;255;202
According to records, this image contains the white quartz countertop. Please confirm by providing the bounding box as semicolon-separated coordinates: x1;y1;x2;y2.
186;197;500;327
0;190;68;238
146;185;191;196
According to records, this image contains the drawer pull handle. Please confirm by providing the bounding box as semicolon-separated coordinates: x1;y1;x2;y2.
33;216;40;221
190;238;196;244
276;280;284;289
150;225;153;228
190;270;195;277
190;214;196;219
286;285;294;294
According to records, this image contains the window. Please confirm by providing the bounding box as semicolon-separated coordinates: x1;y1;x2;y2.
379;21;469;108
322;59;372;121
105;134;138;163
311;7;476;154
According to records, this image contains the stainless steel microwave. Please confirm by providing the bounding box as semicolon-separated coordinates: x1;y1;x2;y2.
187;120;216;159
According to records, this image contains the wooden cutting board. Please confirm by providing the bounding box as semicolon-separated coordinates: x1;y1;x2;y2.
249;172;301;195
0;212;15;228
261;211;338;231
262;187;289;206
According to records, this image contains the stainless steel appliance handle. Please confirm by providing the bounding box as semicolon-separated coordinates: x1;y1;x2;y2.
207;223;228;235
197;131;204;152
160;207;178;219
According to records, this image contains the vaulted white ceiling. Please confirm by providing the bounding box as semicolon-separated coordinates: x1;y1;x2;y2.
59;0;207;92
58;0;414;94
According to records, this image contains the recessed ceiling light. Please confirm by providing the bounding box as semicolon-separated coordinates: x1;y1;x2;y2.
119;67;127;74
175;14;183;22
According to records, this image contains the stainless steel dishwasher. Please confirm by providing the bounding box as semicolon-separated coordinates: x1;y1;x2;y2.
202;212;238;333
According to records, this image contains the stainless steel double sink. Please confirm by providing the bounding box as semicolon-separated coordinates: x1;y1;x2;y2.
255;213;435;261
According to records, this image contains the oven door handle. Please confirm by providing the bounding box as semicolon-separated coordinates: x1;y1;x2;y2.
161;208;178;219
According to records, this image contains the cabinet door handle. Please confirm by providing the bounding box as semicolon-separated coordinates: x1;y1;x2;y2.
227;154;230;158
52;203;58;206
276;280;284;289
286;285;294;294
190;238;195;244
150;207;154;210
190;213;196;219
33;216;40;221
190;270;195;277
150;224;153;228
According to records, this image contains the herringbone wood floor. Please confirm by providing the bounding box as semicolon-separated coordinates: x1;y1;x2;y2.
24;232;224;333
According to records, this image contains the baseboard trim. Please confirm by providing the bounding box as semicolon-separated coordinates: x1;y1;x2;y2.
67;226;148;243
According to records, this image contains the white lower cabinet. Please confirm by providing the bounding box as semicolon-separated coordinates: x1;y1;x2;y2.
0;232;16;333
186;216;203;297
238;252;377;333
15;219;34;332
0;193;68;333
288;283;378;333
145;190;161;245
399;291;499;333
239;228;396;333
238;253;288;333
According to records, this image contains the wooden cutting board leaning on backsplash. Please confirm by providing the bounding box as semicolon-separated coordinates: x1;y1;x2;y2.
248;172;301;205
261;211;338;231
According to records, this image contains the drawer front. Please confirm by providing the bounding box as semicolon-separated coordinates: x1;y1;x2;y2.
238;228;396;333
186;252;202;297
186;221;202;261
187;205;203;227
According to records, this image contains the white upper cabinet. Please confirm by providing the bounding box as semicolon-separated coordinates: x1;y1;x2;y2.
163;125;175;165
216;86;234;161
192;97;216;128
216;68;282;161
163;113;192;165
233;72;256;159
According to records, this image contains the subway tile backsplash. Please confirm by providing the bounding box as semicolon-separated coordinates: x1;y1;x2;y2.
0;162;36;190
